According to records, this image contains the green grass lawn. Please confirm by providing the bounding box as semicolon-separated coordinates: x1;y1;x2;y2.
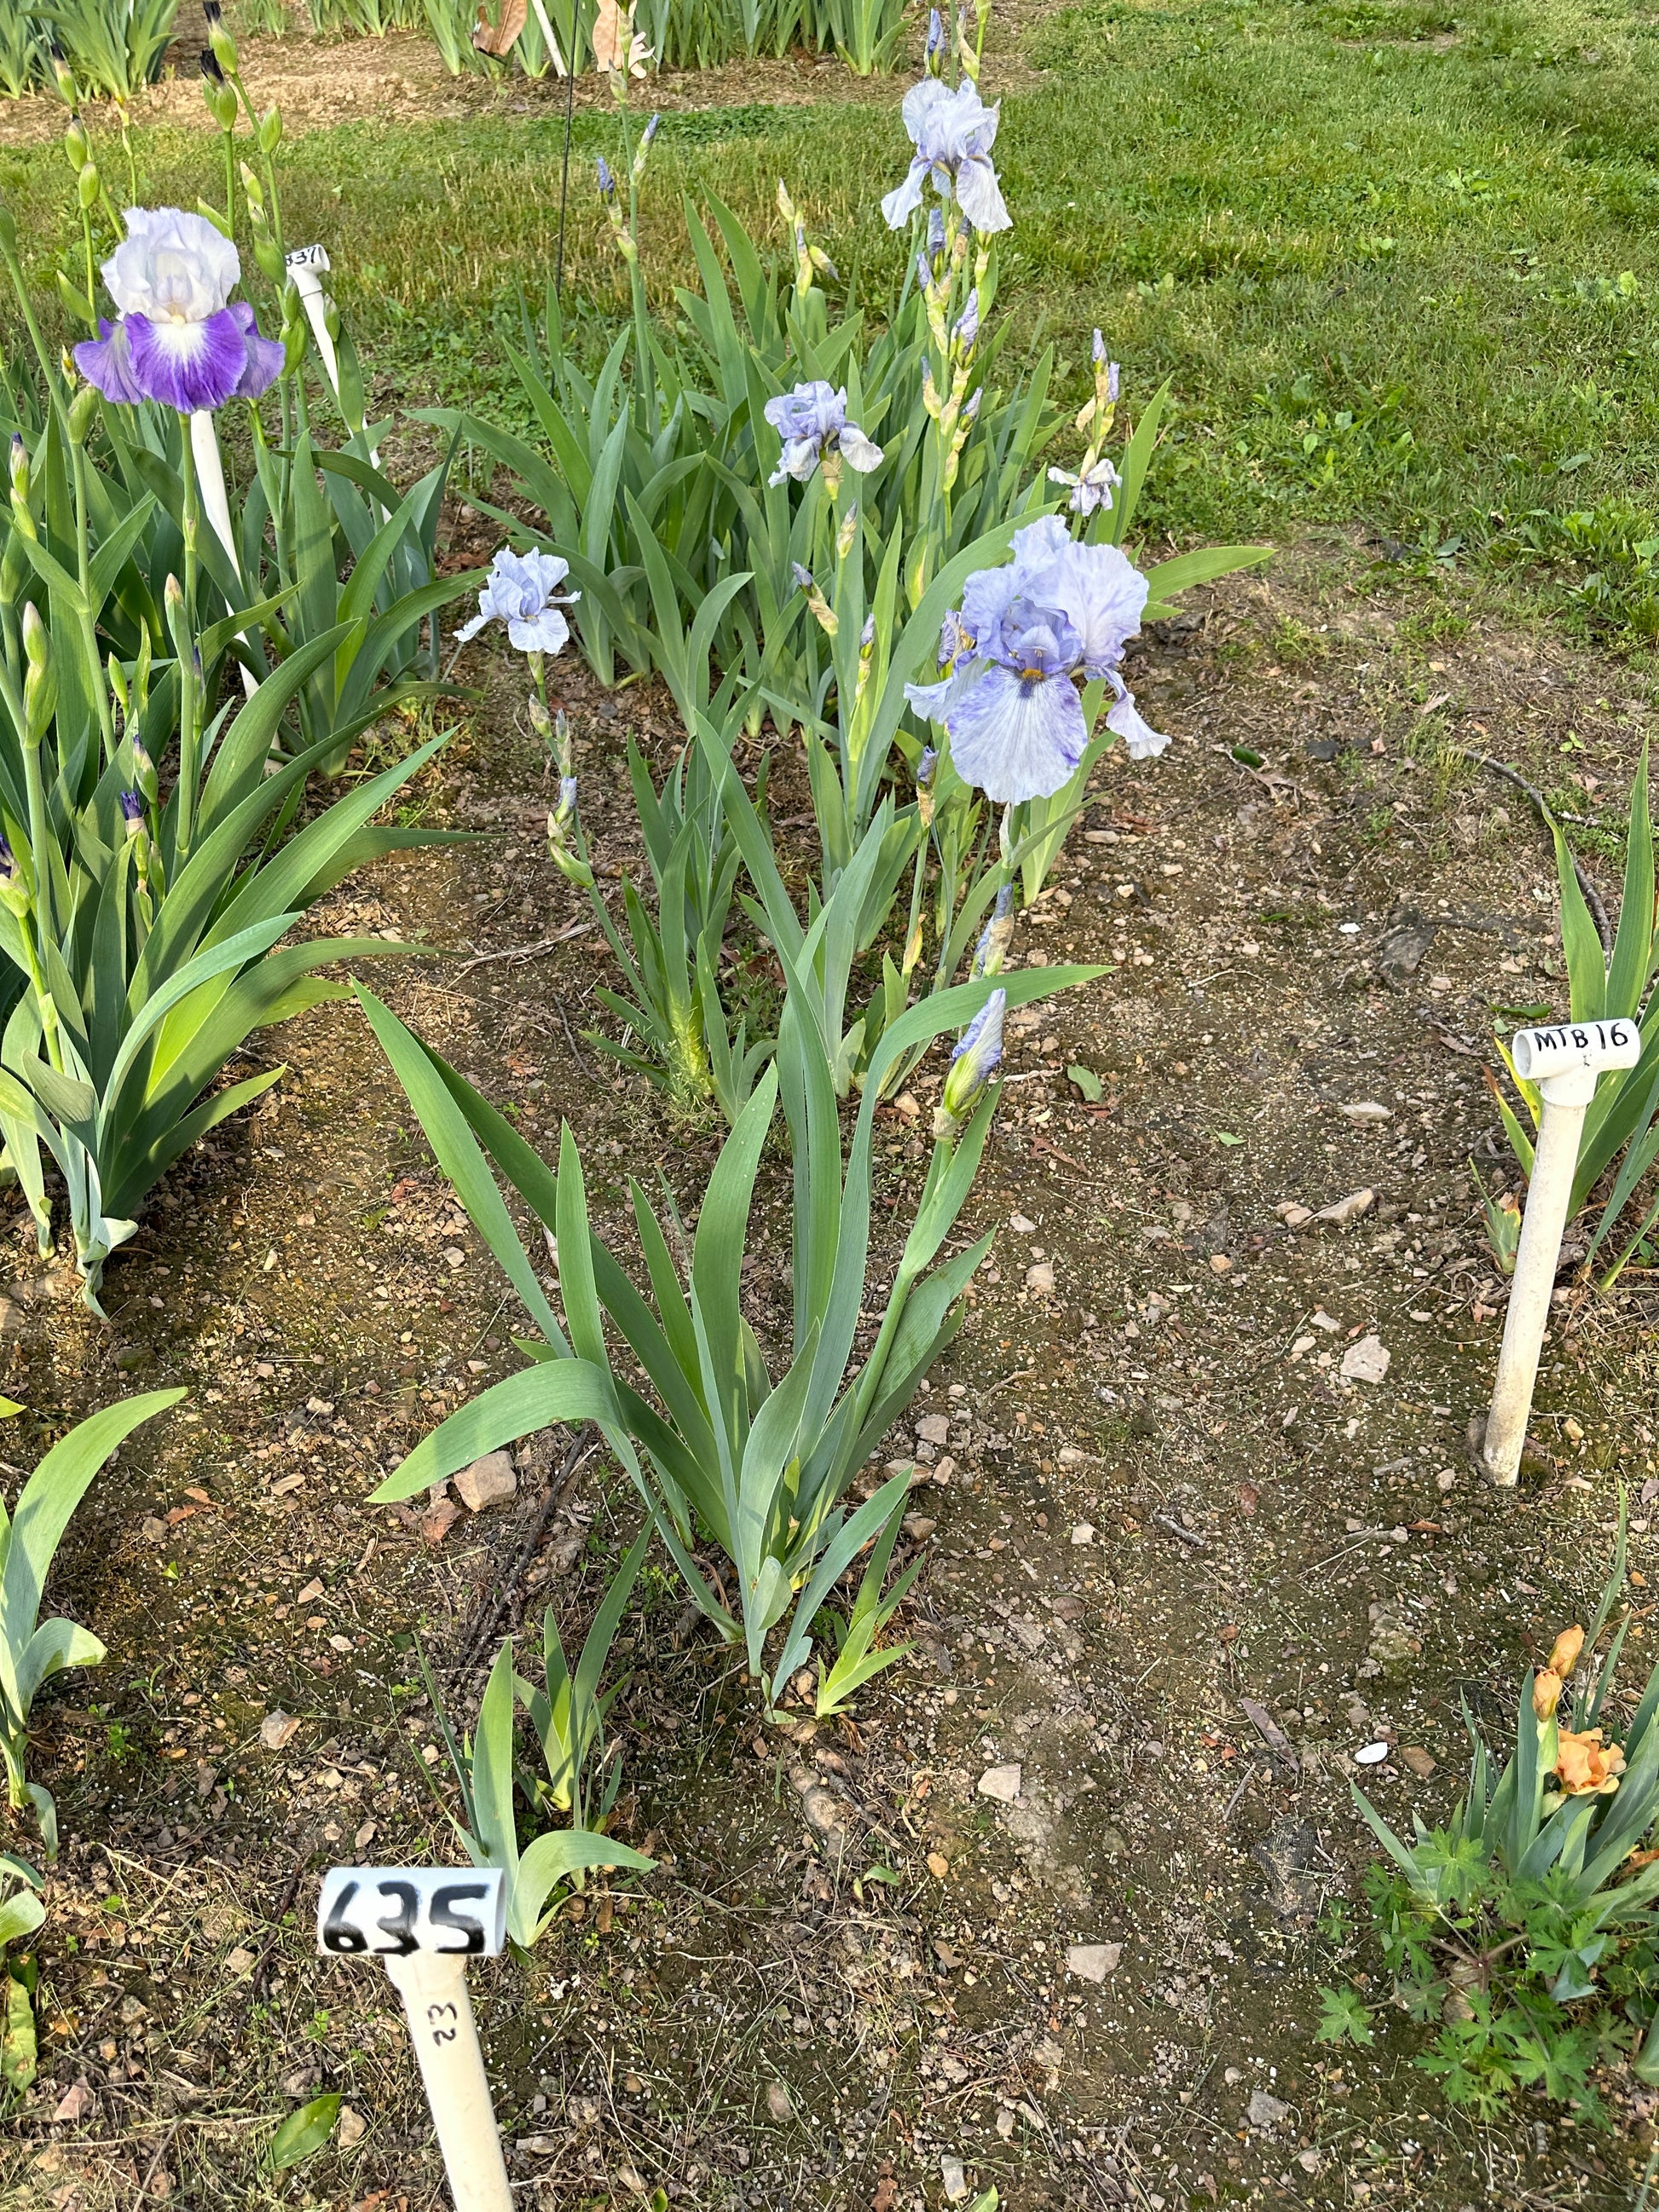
3;0;1659;634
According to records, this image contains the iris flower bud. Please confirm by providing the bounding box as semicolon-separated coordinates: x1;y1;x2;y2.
916;744;938;829
68;379;99;445
204;0;240;77
259;106;284;155
76;160;99;212
64;119;89;171
597;154;616;202
200;53;239;132
131;739;158;806
21;605;55;744
934;988;1005;1139
49;39;77;106
9;433;27;504
0;838;29;921
119;790;144;840
971;883;1014;978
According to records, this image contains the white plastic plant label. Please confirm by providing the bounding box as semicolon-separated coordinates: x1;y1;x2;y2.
1511;1019;1642;1082
284;242;332;276
317;1866;506;1957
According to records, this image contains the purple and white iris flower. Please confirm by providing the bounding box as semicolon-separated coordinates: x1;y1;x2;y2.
456;548;580;656
764;382;883;487
882;78;1011;236
74;208;283;415
905;516;1168;802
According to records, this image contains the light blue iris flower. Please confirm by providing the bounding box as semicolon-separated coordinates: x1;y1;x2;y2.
763;380;883;486
905;518;1167;802
456;547;580;656
882;78;1012;236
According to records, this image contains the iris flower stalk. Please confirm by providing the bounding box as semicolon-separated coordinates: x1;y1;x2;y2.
595;90;661;432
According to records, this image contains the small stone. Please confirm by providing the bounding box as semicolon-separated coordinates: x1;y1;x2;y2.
354;1819;377;1850
258;1710;301;1751
1275;1202;1314;1228
916;1412;951;1447
1247;2088;1291;2128
420;1497;461;1543
1024;1261;1055;1296
1056;1445;1086;1467
940;2155;970;2204
1399;1745;1436;1779
52;2079;94;2123
296;1578;325;1605
338;2105;367;2148
1340;1334;1390;1384
1316;1187;1375;1225
765;2081;794;2123
1297;2149;1322;2175
977;1763;1022;1804
1209;1254;1231;1275
1340;1101;1393;1124
902;1514;936;1542
927;1852;951;1879
141;1516;167;1543
225;1947;257;1977
454;1450;517;1512
1066;1942;1121;1983
1071;1522;1095;1545
1009;1212;1036;1233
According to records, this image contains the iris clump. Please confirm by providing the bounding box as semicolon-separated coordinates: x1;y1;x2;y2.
72;208;282;415
905;517;1168;804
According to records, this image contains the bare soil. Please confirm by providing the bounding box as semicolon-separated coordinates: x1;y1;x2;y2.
0;529;1654;2211
0;27;918;151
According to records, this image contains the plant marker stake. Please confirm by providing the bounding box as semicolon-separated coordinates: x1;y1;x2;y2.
317;1865;510;2212
1482;1019;1640;1484
285;245;383;474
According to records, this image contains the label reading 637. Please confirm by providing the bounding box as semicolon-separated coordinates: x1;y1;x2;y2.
315;1865;506;1957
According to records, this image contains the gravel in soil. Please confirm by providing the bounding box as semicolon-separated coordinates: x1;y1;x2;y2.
4;543;1658;2210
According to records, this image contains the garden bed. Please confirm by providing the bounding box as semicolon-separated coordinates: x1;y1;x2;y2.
3;541;1653;2209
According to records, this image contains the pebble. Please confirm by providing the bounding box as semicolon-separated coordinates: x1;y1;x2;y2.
1340;1101;1393;1123
1398;1745;1436;1778
1340;1334;1390;1383
1071;1522;1095;1545
454;1449;517;1512
258;1710;301;1751
1025;1261;1055;1296
1247;2089;1291;2128
1066;1942;1121;1983
977;1763;1023;1804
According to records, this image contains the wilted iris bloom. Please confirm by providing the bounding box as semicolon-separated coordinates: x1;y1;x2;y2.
456;547;580;656
882;78;1011;236
934;987;1006;1138
905;516;1166;802
1047;453;1121;517
764;381;883;486
73;207;283;415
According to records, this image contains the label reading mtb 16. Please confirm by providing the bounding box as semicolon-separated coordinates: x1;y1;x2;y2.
316;1865;506;1957
1510;1019;1642;1082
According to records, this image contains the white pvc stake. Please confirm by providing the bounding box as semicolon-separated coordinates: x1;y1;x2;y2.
317;1865;511;2211
1482;1018;1640;1484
